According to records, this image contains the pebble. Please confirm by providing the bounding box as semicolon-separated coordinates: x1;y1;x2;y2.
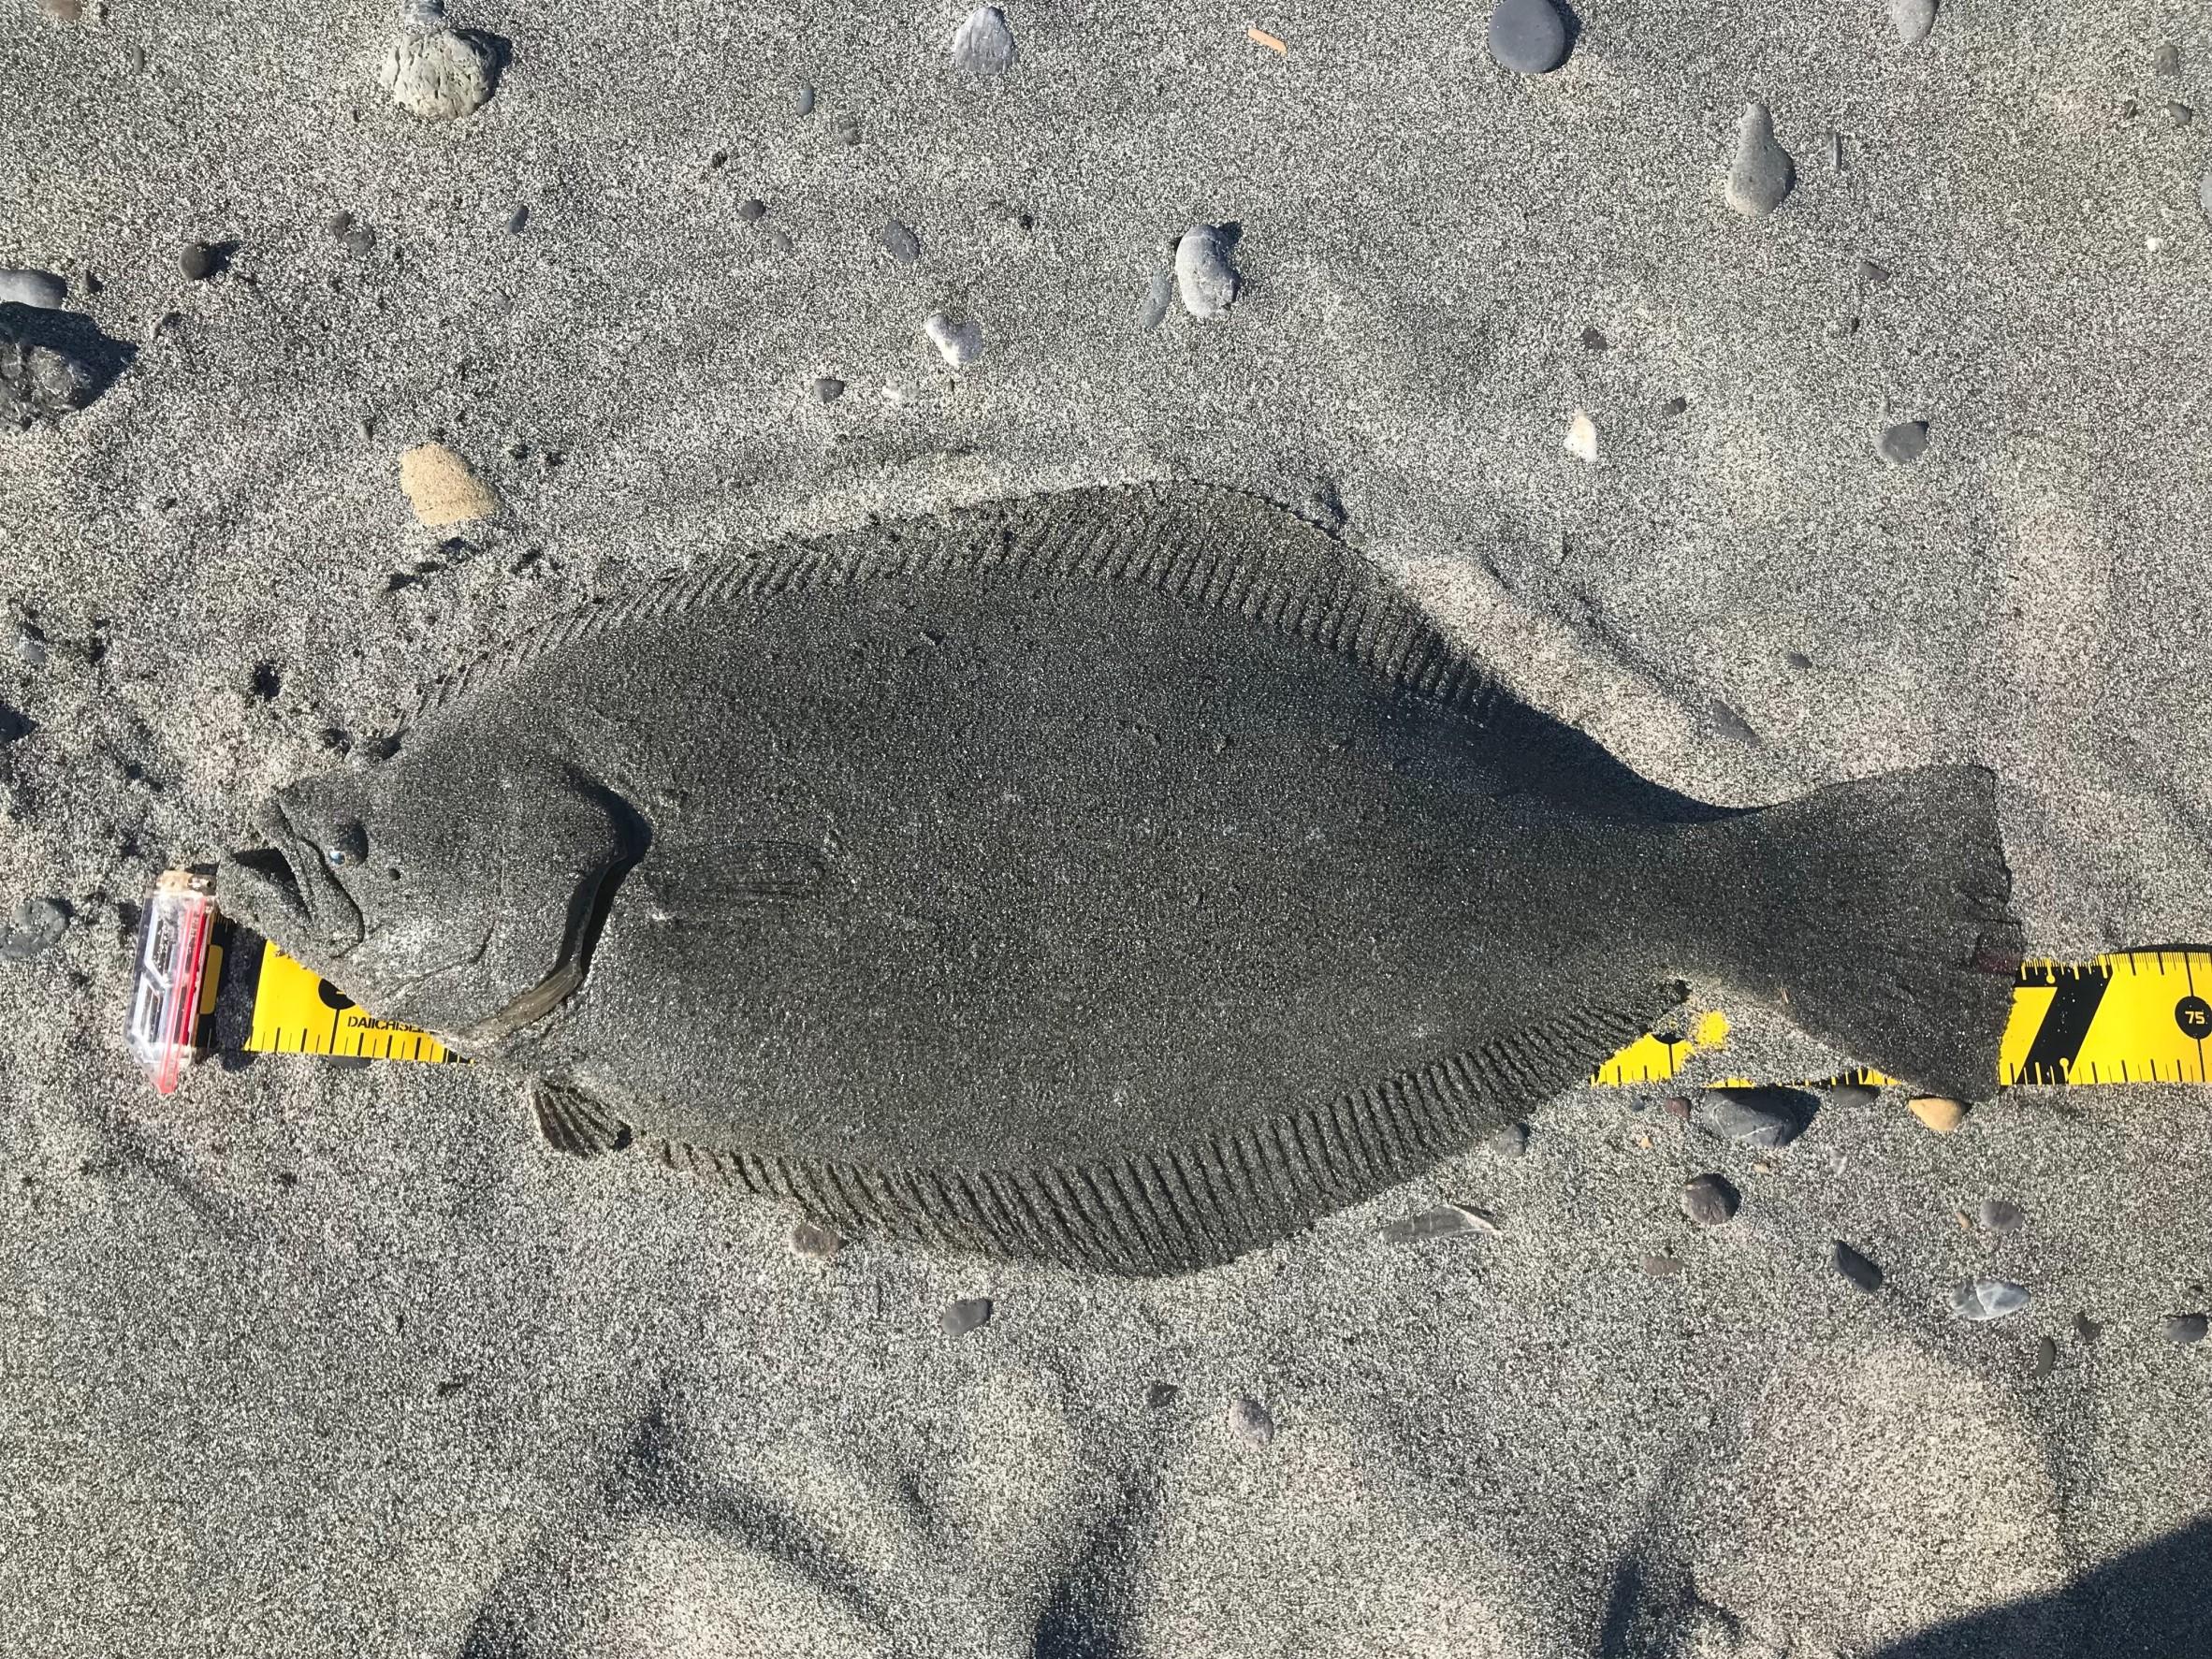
1832;1242;1884;1292
924;313;982;369
506;204;530;235
0;314;96;429
788;1219;840;1259
342;226;378;257
1174;226;1240;320
1145;1381;1181;1408
1376;1201;1502;1244
736;197;768;224
2172;102;2195;126
1662;1096;1693;1122
0;897;68;962
1693;1085;1809;1149
1680;1173;1739;1227
1858;257;1891;286
1949;1279;2031;1322
2161;1313;2209;1346
2201;171;2212;229
1659;394;1689;416
1784;649;1813;670
1889;0;1936;46
833;113;861;147
1642;1253;1683;1277
1564;411;1598;465
1826;1081;1878;1109
811;375;846;403
1486;0;1569;74
1906;1093;1966;1133
2155;42;2181;75
1725;103;1794;217
879;220;922;265
179;241;219;282
1880;420;1931;465
1487;1122;1530;1158
1227;1395;1275;1447
1579;326;1608;351
1137;266;1175;331
16;626;47;666
2030;1336;2057;1377
950;6;1016;75
398;443;499;527
795;84;817;116
939;1296;994;1335
2074;1312;2103;1345
378;7;501;122
0;270;66;311
1977;1197;2025;1234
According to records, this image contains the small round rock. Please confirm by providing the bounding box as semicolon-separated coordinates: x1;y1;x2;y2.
940;1296;994;1335
811;375;846;403
1889;0;1936;46
736;197;768;224
1642;1253;1683;1277
179;241;219;282
1227;1395;1275;1447
788;1219;840;1259
1725;102;1794;217
1880;420;1931;465
2030;1336;2058;1377
1145;1381;1181;1408
1680;1173;1739;1227
1487;0;1569;75
924;313;982;369
1906;1093;1965;1133
880;220;922;264
1977;1197;2025;1234
378;7;501;122
1486;1121;1530;1159
2161;1313;2209;1346
1174;225;1240;321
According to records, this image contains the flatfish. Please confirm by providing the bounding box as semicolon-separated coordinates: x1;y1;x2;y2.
219;482;2019;1272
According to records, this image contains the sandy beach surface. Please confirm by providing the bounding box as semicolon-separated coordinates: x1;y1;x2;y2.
5;0;2212;1652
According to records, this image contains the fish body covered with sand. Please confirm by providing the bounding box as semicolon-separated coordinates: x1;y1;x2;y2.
220;483;2019;1273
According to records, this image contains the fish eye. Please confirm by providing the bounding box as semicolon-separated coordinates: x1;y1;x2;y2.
323;822;370;867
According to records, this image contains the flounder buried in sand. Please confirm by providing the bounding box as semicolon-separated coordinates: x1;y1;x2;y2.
219;483;2020;1273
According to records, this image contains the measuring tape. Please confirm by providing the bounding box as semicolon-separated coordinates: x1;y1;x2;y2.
186;912;2206;1091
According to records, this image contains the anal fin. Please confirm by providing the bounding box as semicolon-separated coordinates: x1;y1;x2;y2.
530;1076;633;1157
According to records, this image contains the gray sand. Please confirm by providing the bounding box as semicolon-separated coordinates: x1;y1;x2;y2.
5;0;2212;1652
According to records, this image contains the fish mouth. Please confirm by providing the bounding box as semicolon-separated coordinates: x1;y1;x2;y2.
220;801;365;957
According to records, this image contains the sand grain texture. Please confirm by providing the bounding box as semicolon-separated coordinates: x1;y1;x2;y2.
3;0;2211;1653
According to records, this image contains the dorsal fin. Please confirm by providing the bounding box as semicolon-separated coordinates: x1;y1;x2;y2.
395;481;1505;736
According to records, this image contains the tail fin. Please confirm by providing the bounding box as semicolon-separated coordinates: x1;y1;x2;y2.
1687;765;2020;1099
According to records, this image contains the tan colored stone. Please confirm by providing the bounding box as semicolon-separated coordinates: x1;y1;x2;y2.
398;443;498;527
1907;1094;1968;1134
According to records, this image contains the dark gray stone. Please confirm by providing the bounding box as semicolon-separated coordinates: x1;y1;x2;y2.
2075;1312;2103;1344
1858;258;1891;285
1726;103;1794;217
789;1219;840;1259
795;84;817;115
1487;0;1568;75
1145;1380;1180;1408
179;242;218;282
1977;1196;2024;1234
1693;1085;1811;1149
1832;1241;1883;1292
940;1296;993;1335
1227;1395;1275;1446
2161;1313;2208;1346
1880;420;1930;465
880;221;922;265
2030;1335;2057;1377
1487;1122;1530;1159
1784;649;1814;670
0;896;68;961
1681;1174;1739;1227
737;197;768;224
812;376;846;403
1825;1081;1879;1109
1579;326;1608;351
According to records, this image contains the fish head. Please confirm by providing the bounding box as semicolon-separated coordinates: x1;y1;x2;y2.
220;739;646;1042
